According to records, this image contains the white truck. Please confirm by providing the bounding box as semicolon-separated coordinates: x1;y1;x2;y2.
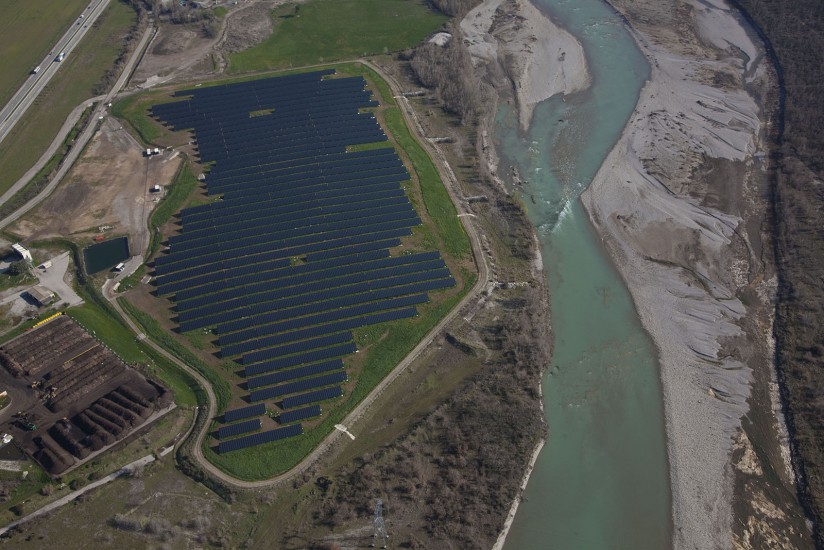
56;52;65;62
31;66;41;74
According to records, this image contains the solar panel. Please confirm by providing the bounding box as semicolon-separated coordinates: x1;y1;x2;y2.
243;342;358;377
281;386;343;409
223;403;265;422
278;405;322;424
217;418;261;439
247;359;344;389
249;371;348;402
217;423;303;454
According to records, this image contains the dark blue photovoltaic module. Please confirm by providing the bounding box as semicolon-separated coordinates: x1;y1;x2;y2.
150;70;456;420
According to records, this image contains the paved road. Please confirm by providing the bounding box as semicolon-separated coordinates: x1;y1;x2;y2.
0;25;155;231
0;0;112;147
36;251;84;307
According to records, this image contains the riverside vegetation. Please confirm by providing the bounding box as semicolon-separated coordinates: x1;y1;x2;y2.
732;0;824;545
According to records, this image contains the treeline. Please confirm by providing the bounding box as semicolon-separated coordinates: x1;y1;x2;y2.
408;23;488;123
93;1;150;96
730;0;824;545
146;0;219;37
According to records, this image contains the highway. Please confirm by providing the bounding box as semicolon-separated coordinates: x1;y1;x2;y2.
0;25;155;231
0;0;111;146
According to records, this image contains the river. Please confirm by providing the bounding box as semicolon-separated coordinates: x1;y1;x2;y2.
497;0;672;548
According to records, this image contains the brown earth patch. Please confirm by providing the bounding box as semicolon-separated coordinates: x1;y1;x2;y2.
11;118;181;254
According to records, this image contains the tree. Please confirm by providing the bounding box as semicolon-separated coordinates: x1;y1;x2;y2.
6;260;29;277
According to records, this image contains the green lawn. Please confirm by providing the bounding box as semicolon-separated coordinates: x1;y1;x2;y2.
0;0;87;107
110;92;172;145
228;0;446;72
0;1;137;196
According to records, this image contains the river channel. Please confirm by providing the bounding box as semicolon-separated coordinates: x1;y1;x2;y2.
498;0;672;548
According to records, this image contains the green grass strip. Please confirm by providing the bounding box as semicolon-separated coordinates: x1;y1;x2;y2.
383;107;470;258
227;0;446;73
147;162;199;259
118;297;231;412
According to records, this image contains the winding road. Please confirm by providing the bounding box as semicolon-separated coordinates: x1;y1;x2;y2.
0;25;155;231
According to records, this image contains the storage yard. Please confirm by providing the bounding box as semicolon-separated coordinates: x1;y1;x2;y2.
149;70;456;456
0;314;172;474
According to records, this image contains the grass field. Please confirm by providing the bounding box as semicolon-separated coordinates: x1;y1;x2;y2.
0;0;88;107
0;0;137;196
228;0;446;73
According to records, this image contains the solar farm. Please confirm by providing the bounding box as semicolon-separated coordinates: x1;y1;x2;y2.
148;69;458;460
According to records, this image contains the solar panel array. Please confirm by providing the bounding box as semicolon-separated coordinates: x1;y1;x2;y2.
279;405;322;424
151;70;454;454
217;424;304;454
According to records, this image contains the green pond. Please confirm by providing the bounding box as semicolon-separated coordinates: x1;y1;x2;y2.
497;0;672;548
84;237;130;275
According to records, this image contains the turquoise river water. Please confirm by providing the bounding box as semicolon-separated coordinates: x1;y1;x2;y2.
498;0;672;548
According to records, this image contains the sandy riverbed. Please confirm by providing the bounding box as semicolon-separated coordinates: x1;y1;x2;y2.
580;0;784;548
461;0;590;131
465;0;792;547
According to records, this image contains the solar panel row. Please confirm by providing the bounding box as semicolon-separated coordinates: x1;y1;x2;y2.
215;278;449;335
249;371;348;402
191;167;407;206
168;202;415;257
222;307;417;358
178;262;446;325
242;331;352;366
217;423;304;454
281;386;343;409
174;248;422;313
218;295;425;346
223;403;265;423
173;248;393;303
243;343;358;377
155;218;419;282
246;359;343;390
156;226;417;293
278;405;321;424
217;418;261;439
181;182;406;226
175;194;408;243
